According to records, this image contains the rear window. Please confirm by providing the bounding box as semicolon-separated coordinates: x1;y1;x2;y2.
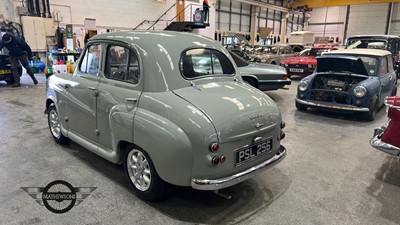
346;38;388;50
180;48;235;79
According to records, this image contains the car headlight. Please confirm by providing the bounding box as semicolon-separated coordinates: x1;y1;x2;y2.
285;63;288;67
353;86;367;98
298;81;309;92
308;64;313;68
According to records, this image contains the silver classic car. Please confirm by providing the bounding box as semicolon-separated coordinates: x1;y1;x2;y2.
45;31;287;201
248;44;295;65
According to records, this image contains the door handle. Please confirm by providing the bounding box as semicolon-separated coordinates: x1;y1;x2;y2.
64;83;71;89
126;98;137;103
88;87;97;91
389;76;393;81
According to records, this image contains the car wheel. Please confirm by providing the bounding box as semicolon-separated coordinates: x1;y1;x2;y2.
47;103;70;144
295;101;307;111
5;78;15;85
271;61;276;65
242;78;257;88
391;85;397;96
124;147;166;201
361;98;378;121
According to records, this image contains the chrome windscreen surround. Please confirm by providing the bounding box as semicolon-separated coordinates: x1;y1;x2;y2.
370;125;400;156
191;146;286;191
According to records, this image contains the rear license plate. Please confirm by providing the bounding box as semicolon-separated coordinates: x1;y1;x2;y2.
0;69;11;75
234;138;272;167
289;68;304;73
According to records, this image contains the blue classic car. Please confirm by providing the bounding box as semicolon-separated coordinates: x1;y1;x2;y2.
295;49;398;121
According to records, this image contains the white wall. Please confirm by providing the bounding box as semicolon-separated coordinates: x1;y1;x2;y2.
347;3;389;37
307;6;346;43
390;3;400;35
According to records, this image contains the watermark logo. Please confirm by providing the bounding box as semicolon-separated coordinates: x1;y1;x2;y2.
21;180;97;214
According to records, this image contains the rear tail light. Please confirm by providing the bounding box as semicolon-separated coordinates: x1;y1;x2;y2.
283;74;289;80
209;142;219;152
220;155;226;163
211;156;220;166
278;131;286;141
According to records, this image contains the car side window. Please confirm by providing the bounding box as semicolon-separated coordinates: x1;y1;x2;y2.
126;50;140;84
79;44;102;75
387;55;394;73
105;45;129;81
380;56;388;76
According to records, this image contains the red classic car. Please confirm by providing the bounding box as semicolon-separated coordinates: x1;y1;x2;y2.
370;96;400;156
280;46;338;78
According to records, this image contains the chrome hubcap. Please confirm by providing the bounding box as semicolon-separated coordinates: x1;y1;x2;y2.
49;109;61;138
127;150;151;191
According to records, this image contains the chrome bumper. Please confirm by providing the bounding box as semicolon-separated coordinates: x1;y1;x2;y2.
370;124;400;156
191;145;286;191
295;98;369;112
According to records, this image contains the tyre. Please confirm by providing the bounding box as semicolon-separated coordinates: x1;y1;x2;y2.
124;147;166;201
361;98;378;121
295;101;307;111
391;85;397;96
47;103;70;144
5;79;15;85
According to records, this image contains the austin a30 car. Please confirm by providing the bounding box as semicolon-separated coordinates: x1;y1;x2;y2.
45;31;287;201
295;49;397;121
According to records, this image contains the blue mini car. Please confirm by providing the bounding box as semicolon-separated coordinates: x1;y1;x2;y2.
295;49;398;121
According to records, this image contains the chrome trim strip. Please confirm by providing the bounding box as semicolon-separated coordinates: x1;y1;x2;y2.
191;146;286;190
295;98;369;112
370;125;400;156
258;79;292;84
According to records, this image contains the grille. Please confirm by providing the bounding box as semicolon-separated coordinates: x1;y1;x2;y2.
310;90;353;105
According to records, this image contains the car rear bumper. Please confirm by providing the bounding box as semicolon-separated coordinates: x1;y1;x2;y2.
370;125;400;156
258;79;292;91
295;98;370;112
191;145;286;190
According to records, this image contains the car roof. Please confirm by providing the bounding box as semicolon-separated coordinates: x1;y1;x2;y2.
347;34;399;39
88;31;237;92
327;48;391;56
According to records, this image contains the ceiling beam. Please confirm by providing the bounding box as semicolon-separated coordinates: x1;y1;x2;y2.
293;0;400;8
234;0;289;13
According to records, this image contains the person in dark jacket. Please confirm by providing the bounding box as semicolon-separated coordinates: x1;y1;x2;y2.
203;0;210;22
0;33;38;87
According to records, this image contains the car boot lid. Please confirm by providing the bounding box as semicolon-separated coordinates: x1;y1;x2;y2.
173;80;281;144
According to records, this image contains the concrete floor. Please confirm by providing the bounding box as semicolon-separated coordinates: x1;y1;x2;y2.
0;74;399;225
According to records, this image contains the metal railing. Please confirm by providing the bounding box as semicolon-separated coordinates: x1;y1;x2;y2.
133;3;203;30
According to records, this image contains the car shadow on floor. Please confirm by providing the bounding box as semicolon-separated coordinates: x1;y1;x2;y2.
293;106;386;126
366;156;400;224
63;141;291;224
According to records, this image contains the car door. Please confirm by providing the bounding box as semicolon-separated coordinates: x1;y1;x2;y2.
65;43;102;143
96;43;142;151
379;56;394;103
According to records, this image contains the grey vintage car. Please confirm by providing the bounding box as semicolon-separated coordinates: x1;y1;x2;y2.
248;44;295;65
45;31;287;201
229;51;292;91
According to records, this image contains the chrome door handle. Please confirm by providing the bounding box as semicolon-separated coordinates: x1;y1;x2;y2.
389;76;393;80
88;87;97;91
126;98;137;102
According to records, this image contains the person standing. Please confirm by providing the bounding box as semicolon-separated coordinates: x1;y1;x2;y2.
0;33;38;87
203;0;210;22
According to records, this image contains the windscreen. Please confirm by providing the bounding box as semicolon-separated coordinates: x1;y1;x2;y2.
180;48;235;79
346;38;387;50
